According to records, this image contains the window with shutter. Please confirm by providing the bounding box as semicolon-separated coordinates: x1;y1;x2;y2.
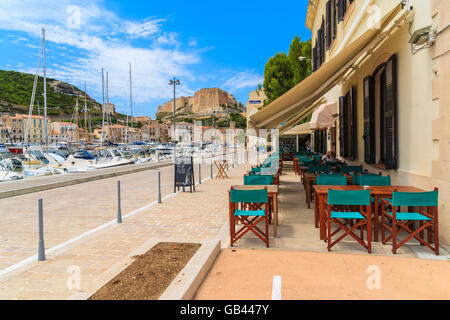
317;28;322;68
332;0;337;39
312;46;317;72
383;54;398;169
326;1;331;50
347;86;357;160
321;17;325;62
338;96;346;158
363;77;375;164
338;0;344;22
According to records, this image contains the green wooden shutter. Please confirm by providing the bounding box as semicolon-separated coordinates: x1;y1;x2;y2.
363;76;375;164
339;96;346;157
383;54;398;169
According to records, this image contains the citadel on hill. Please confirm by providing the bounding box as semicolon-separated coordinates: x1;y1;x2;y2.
156;88;244;117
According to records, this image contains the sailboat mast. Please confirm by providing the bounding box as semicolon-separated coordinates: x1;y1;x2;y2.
101;68;105;146
42;28;48;146
129;63;133;144
75;99;79;147
25;30;43;145
84;83;88;144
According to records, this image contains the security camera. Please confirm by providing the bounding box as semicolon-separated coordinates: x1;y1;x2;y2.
402;0;413;11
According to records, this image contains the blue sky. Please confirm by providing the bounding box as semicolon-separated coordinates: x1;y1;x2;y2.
0;0;311;117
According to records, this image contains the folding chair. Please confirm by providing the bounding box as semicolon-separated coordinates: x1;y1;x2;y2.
317;174;348;186
359;175;391;186
314;175;348;228
308;166;331;174
229;188;270;248
341;165;364;174
381;189;439;255
327;190;372;253
244;175;274;186
251;167;262;174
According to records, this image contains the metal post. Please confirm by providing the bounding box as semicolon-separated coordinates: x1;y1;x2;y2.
199;163;202;184
117;181;122;223
210;161;213;179
38;199;45;261
158;171;162;203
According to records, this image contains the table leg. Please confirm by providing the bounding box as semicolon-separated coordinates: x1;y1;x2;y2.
314;190;319;228
319;194;326;241
306;179;311;209
273;194;278;238
374;196;379;242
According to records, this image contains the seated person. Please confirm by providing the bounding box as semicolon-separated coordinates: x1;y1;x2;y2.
320;151;339;165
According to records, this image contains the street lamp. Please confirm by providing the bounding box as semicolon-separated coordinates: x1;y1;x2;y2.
169;77;180;158
298;56;311;62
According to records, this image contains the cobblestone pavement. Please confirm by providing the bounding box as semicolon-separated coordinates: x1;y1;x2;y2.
0;159;250;300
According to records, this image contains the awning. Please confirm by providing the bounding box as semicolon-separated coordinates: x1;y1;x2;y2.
281;122;312;136
310;101;337;129
250;3;404;130
278;97;325;135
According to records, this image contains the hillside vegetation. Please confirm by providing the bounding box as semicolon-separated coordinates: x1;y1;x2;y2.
0;70;102;117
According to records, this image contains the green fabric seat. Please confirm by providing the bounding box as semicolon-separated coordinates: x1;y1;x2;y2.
244;175;273;186
308;166;331;174
234;209;265;217
328;189;371;206
331;212;365;219
251;167;262;174
230;188;268;204
317;175;347;186
341;166;364;174
385;211;432;221
391;190;439;207
360;175;391;186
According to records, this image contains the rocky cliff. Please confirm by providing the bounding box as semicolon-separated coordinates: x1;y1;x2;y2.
157;88;237;116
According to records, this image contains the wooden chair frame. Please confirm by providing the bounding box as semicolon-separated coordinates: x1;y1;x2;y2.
380;189;439;255
229;190;270;248
327;205;372;253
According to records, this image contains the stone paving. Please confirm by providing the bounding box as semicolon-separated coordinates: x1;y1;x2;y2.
0;160;250;300
232;163;450;260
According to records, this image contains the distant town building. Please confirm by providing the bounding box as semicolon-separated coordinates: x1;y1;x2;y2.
246;89;266;118
168;122;194;143
50;121;78;143
103;103;115;115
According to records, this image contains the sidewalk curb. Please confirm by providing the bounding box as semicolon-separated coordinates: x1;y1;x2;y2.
67;238;160;300
0;161;173;200
159;239;221;300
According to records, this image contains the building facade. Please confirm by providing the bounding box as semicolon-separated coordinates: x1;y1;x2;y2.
250;0;450;246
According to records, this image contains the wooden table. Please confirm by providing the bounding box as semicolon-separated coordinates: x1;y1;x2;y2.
232;185;279;237
215;160;229;179
303;173;353;209
312;185;425;241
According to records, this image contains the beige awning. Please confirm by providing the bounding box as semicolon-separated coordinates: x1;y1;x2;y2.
281;122;312;136
250;3;404;130
310;101;337;129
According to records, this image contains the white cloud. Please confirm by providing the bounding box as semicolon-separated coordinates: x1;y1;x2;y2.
0;0;200;107
125;18;166;39
222;71;263;93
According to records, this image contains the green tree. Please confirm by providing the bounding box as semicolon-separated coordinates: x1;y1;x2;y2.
288;36;312;85
260;36;312;107
263;53;294;104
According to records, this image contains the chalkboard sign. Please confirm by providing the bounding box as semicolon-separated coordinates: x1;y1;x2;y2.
174;157;196;193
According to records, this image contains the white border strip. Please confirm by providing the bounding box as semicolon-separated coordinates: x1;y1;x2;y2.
272;275;282;300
